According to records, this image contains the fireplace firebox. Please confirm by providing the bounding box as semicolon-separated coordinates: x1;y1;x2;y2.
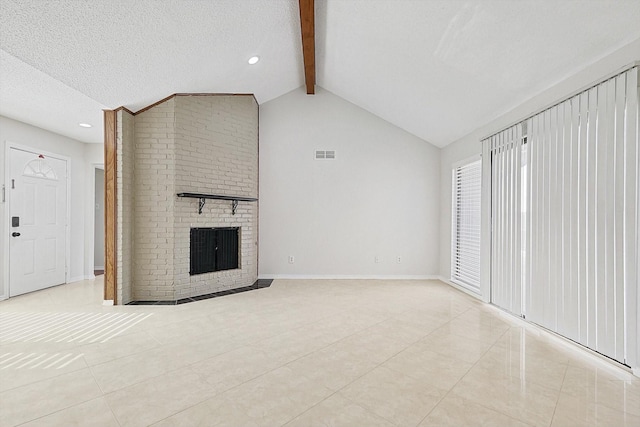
190;227;239;275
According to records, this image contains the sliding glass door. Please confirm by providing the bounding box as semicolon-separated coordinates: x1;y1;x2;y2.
484;66;638;366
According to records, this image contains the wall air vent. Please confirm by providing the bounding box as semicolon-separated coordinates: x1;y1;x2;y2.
315;150;336;160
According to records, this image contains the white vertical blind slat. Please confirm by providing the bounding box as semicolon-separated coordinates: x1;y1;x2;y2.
559;102;567;331
543;107;554;329
569;96;581;341
526;116;536;318
480;139;492;302
491;135;498;303
564;99;577;339
595;80;608;355
624;69;639;369
604;78;617;359
496;133;503;305
504;129;511;309
551;104;561;332
514;124;523;312
614;74;627;362
578;91;589;346
586;86;598;350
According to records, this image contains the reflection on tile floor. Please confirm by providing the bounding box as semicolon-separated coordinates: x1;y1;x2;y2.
0;277;638;426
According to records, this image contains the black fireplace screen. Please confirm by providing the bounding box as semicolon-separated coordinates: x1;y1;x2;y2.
190;227;239;275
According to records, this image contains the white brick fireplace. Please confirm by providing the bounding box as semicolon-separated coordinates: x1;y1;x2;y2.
116;94;258;303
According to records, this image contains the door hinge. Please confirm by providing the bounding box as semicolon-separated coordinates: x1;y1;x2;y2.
1;184;4;203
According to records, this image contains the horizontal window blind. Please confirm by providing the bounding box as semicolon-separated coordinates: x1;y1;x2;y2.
451;159;482;292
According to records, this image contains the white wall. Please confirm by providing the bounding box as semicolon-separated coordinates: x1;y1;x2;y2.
439;39;640;291
0;116;99;299
94;168;104;269
83;143;103;278
259;87;440;278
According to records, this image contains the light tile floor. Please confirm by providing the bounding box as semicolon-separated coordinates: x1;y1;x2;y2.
0;277;638;426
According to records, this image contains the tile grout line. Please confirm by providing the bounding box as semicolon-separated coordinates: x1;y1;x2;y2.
141;313;395;424
278;333;417;427
413;325;531;427
0;354;89;393
168;311;416;426
278;307;476;427
547;363;570;427
88;358;125;427
9;369;112;427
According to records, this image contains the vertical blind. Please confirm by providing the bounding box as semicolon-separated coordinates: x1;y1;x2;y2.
487;124;525;316
451;159;482;292
526;67;638;364
484;66;638;366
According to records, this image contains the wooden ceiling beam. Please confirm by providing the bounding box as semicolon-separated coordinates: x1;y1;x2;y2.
299;0;315;94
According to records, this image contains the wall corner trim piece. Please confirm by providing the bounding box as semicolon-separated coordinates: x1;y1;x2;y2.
103;109;117;304
114;93;259;117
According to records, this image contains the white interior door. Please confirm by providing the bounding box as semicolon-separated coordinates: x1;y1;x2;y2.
9;147;68;296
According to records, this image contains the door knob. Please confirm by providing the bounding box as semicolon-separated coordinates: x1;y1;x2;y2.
11;232;20;237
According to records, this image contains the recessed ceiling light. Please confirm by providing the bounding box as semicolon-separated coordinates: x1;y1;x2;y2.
79;123;92;128
248;56;259;65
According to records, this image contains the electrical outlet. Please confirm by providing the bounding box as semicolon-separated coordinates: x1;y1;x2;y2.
288;255;295;264
396;256;402;264
375;256;381;263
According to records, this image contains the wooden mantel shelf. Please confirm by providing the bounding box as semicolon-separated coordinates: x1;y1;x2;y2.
176;192;258;215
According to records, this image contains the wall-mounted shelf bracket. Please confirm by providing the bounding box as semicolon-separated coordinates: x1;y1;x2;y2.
177;193;258;215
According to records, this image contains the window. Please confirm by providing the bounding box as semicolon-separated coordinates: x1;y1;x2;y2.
23;158;58;180
451;158;481;292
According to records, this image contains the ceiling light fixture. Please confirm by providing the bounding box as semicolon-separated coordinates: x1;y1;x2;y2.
79;123;92;128
248;56;259;65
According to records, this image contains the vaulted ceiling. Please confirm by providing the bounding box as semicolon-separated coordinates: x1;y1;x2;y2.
1;0;639;147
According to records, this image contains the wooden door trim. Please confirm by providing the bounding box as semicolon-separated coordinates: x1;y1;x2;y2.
103;110;117;303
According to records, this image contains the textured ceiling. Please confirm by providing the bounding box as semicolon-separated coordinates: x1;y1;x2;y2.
1;0;639;146
317;0;640;146
0;0;303;143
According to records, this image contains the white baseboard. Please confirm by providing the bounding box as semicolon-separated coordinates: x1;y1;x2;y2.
437;275;487;301
68;275;95;283
102;299;114;306
259;274;440;280
94;265;104;270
